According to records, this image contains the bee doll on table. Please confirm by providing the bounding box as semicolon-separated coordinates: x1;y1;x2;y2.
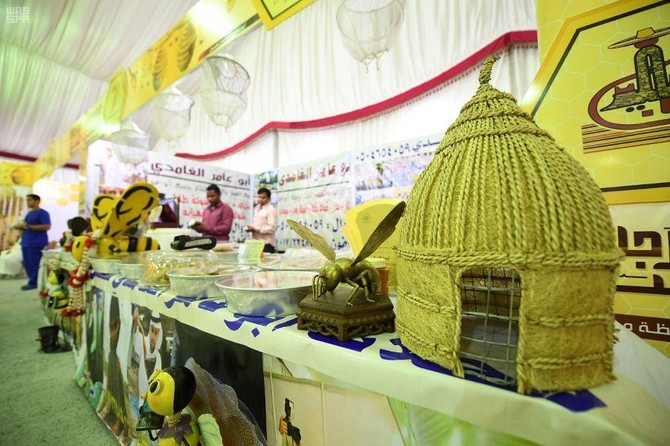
138;366;222;446
45;269;69;313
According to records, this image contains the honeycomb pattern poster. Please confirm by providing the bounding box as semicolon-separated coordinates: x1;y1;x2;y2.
523;0;670;355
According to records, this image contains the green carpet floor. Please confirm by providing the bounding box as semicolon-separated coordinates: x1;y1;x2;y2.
0;278;119;445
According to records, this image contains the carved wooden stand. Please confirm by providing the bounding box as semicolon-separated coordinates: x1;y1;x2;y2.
297;287;395;342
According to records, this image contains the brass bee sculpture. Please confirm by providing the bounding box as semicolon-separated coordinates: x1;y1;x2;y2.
287;201;405;306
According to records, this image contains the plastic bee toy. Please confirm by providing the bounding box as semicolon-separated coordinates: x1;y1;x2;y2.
287;201;405;305
65;183;161;315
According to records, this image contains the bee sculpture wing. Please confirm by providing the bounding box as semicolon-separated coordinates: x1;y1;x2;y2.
286;219;336;262
102;182;159;239
353;201;406;265
91;194;116;231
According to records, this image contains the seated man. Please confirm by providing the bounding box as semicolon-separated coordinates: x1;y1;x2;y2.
0;239;24;278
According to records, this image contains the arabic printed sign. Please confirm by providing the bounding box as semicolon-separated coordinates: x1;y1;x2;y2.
240;240;265;263
147;152;251;243
353;135;441;204
611;201;670;356
83;144;252;242
522;0;670;205
277;153;353;251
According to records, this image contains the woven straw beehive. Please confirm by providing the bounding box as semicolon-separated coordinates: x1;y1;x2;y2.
395;57;624;394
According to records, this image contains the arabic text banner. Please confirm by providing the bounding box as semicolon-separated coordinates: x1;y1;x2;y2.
523;0;670;205
525;0;670;356
277;153;353;251
147;152;251;243
353;134;441;204
85;143;252;243
611;202;670;356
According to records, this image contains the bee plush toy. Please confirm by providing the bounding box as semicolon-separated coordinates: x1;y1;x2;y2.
138;366;222;446
46;270;69;314
64;183;161;316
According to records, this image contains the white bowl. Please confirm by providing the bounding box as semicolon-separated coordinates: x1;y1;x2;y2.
89;257;120;274
215;270;315;317
167;265;254;299
117;262;145;280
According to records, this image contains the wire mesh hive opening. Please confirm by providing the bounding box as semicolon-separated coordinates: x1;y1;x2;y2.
459;267;521;388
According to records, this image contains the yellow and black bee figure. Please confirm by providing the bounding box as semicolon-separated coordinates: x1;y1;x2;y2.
71;182;161;263
66;183;162;316
140;366;199;446
287;201;405;306
138;366;222;446
46;270;69;314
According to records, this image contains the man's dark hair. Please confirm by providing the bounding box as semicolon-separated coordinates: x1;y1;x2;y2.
257;187;271;198
206;184;221;195
27;194;40;201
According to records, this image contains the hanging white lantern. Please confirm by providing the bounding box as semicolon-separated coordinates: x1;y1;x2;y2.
336;0;406;71
199;55;251;128
110;121;150;166
151;86;194;141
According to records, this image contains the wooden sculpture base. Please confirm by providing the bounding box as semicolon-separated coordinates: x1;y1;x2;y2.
297;287;395;342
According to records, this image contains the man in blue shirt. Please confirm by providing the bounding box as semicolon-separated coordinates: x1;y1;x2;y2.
13;194;51;290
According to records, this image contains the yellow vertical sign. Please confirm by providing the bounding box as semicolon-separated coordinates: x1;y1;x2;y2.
524;0;670;355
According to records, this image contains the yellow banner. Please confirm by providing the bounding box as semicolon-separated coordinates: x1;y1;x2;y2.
0;162;36;186
536;0;612;62
35;0;262;181
522;0;670;204
251;0;315;29
525;0;670;355
611;203;670;356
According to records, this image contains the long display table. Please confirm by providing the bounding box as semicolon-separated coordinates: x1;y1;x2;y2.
77;272;670;446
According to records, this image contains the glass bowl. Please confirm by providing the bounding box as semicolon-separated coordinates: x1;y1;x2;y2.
142;251;212;287
215;270;315;317
89;257;121;275
167;265;255;299
117;262;145;280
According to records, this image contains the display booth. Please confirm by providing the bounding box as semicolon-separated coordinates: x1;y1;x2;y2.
38;249;669;445
14;0;670;445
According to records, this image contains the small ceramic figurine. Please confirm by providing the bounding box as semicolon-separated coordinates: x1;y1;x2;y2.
138;366;222;446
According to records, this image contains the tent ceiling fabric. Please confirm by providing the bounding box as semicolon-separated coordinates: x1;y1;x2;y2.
0;0;199;159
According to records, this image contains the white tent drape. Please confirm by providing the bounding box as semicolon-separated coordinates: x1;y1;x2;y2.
157;0;538;173
0;0;199;158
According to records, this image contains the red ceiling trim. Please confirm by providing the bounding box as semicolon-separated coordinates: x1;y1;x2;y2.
176;30;538;161
0;151;80;170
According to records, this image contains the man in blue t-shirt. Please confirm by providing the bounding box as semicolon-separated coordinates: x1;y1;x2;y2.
12;194;51;290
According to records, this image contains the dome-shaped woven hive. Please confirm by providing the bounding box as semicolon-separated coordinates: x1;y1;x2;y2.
395;57;624;394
